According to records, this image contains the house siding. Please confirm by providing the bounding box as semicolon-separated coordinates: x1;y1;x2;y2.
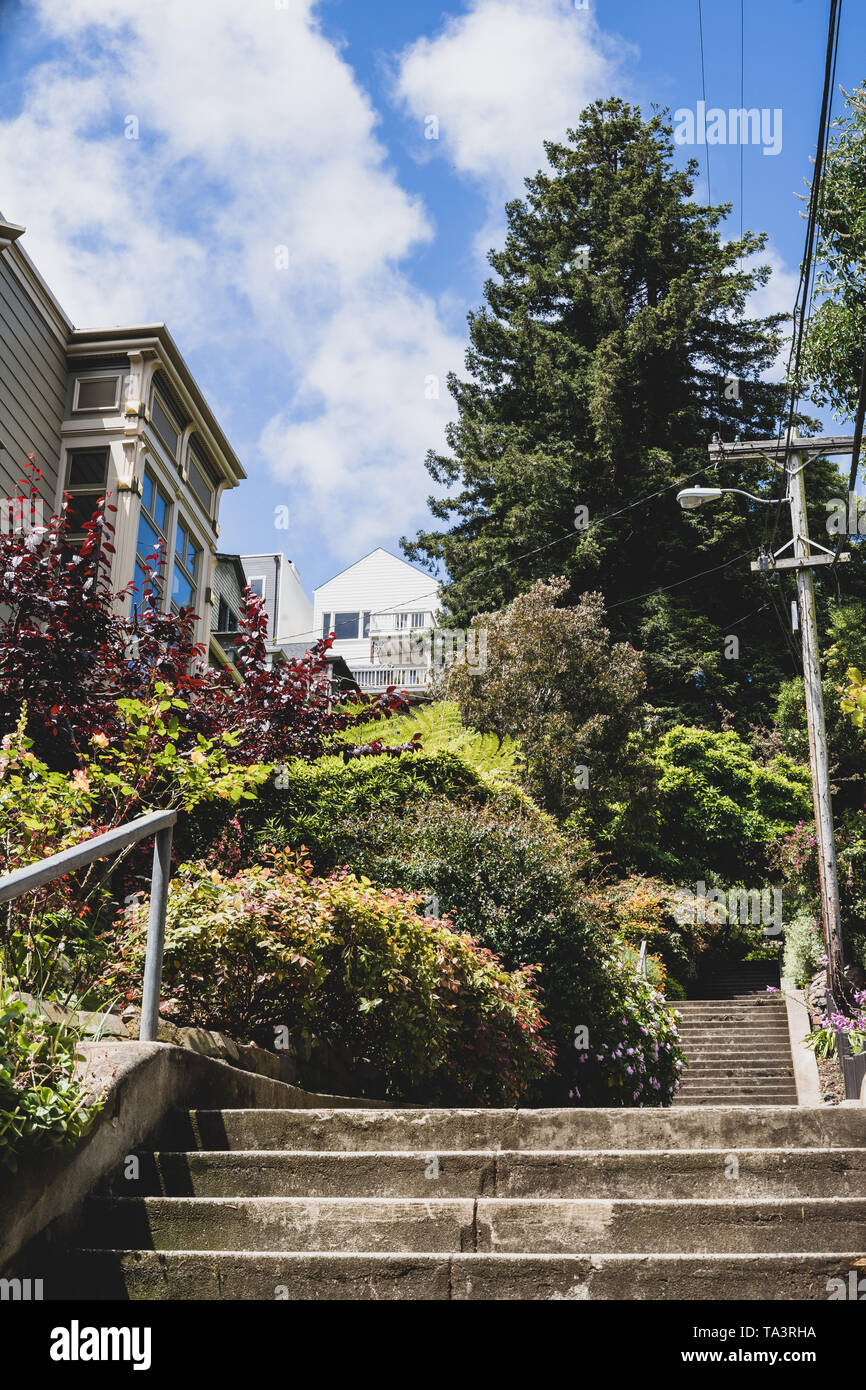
313;549;439;687
0;249;68;508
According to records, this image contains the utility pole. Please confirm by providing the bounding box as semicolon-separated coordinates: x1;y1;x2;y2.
707;429;856;999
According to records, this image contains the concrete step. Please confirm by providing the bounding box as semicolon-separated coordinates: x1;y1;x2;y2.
157;1107;866;1152
673;1095;799;1106
78;1194;866;1255
41;1250;866;1301
105;1147;866;1200
678;1034;795;1045
682;1064;795;1075
681;1044;791;1054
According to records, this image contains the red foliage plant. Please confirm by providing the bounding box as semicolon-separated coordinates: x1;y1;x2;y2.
0;458;417;769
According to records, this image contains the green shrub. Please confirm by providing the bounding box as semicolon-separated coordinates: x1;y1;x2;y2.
178;750;497;872
783;906;825;987
590;876;705;992
622;726;812;881
0;973;103;1172
104;854;554;1106
280;795;682;1104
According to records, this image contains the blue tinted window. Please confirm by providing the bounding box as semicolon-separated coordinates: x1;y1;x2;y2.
137;514;163;563
172;567;194;610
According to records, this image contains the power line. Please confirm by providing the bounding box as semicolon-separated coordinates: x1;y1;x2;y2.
762;0;843;559
607;550;752;610
739;0;745;241
273;463;716;644
697;0;712;205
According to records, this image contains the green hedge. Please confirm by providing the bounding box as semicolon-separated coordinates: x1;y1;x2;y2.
105;855;554;1106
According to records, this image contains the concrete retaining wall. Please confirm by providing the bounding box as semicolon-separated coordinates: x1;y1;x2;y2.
0;1040;388;1271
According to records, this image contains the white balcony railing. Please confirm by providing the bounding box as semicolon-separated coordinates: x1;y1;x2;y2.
351;666;429;689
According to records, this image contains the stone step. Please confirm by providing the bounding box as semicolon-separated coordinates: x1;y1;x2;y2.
671;1097;801;1107
681;1045;795;1056
104;1147;866;1200
675;1000;789;1011
676;1080;798;1093
682;1063;795;1074
158;1107;866;1152
675;1011;788;1021
78;1194;866;1255
680;1031;791;1039
683;1073;800;1084
41;1250;866;1301
684;1058;794;1068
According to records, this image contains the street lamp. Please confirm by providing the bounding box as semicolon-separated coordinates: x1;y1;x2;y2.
676;486;773;509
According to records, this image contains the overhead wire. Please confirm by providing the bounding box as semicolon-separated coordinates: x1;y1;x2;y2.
762;0;843;563
697;0;712;205
274;462;719;644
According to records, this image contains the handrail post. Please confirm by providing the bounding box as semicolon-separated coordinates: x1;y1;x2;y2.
139;824;174;1043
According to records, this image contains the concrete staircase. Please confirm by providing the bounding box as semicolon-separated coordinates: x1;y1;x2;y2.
673;961;799;1106
42;1104;866;1300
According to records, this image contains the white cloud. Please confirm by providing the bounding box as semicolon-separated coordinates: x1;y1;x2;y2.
394;0;630;226
738;240;799;380
0;0;463;563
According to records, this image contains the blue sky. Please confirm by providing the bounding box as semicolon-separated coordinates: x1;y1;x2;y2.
0;0;862;595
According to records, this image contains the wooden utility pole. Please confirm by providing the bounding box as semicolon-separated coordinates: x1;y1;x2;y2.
708;429;856;998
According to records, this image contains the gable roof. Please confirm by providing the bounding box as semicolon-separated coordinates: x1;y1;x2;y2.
314;547;437;593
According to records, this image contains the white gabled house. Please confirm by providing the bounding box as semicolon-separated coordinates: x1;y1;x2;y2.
313;548;440;691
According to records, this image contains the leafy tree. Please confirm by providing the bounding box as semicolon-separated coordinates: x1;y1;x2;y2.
622;725;812;883
776;598;866;814
436;577;648;819
403;97;814;722
801;83;866;418
0;461;410;769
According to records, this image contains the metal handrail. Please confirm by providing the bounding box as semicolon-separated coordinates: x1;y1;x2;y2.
0;808;176;1043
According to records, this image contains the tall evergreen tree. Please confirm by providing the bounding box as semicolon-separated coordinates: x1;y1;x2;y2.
403;99;819;724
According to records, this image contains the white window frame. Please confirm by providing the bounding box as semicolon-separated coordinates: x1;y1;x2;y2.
72;374;122;413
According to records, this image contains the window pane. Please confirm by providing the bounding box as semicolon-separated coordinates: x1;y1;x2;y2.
65;493;103;532
411;612;424;628
76;377;118;410
142;471;154;516
322;612;331;637
249;577;265;598
362;611;370;638
67;450;109;487
217;598;238;632
152;487;168;532
151;394;179;455
172;567;194;610
132;562;161;612
137;514;163;562
334;612;359;640
188;459;214;513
